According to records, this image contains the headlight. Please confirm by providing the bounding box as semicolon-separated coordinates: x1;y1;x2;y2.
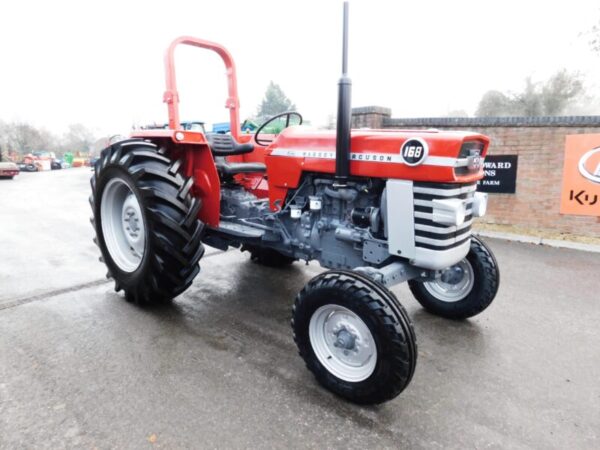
472;192;488;217
459;140;485;158
431;198;466;227
455;141;486;176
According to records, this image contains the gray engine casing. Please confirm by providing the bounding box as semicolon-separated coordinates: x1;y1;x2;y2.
217;175;390;270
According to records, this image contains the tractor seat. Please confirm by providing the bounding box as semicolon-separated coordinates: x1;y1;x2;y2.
215;158;266;176
206;133;254;156
207;134;265;176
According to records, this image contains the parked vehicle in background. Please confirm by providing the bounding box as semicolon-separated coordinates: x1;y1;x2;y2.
63;152;74;166
19;153;49;171
71;157;89;168
17;162;37;172
0;151;19;179
213;120;258;134
31;151;54;171
51;159;63;170
142;121;207;134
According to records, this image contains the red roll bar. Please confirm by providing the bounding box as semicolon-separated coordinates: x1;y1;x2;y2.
163;36;241;140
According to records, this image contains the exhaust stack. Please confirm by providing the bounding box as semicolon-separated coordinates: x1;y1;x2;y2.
335;1;352;185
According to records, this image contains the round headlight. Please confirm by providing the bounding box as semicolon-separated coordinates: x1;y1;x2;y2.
472;192;488;217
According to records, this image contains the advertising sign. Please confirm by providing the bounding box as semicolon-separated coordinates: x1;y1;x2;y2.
477;155;518;194
560;134;600;216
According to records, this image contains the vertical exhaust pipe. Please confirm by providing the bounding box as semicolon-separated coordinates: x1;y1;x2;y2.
335;1;352;186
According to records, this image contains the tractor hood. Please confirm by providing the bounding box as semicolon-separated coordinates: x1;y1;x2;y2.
266;127;489;185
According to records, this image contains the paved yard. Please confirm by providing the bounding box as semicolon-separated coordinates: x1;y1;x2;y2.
0;169;598;448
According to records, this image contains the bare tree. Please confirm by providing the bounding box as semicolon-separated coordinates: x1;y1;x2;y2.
0;121;97;159
475;70;584;117
541;70;584;115
60;123;95;155
586;19;600;54
0;120;8;155
475;91;516;117
445;109;470;118
6;123;45;154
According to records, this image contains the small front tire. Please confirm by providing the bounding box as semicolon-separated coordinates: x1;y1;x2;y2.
408;236;500;319
292;270;417;404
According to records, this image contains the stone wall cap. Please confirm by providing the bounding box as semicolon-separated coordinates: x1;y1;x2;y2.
383;116;600;127
351;106;392;116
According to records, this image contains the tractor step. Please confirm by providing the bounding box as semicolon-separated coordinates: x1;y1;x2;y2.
216;220;265;239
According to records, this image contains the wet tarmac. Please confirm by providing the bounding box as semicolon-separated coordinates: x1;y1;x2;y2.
1;169;599;448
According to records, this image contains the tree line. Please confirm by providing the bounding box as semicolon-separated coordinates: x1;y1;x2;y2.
474;69;591;117
0;69;596;159
258;74;596;122
0;121;98;160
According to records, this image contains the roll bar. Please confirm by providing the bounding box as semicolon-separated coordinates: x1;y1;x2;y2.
163;36;241;140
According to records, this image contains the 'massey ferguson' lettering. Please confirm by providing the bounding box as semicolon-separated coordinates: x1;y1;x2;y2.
300;151;335;158
269;148;460;167
351;153;393;162
281;150;394;162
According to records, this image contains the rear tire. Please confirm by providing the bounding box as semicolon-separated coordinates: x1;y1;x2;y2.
292;270;417;404
408;236;500;319
90;139;205;303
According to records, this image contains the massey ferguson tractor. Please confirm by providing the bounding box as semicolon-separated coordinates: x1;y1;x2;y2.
90;3;500;404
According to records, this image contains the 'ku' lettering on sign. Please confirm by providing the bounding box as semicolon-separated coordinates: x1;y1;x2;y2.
569;190;598;206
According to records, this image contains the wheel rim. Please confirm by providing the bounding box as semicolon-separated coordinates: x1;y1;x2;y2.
100;178;146;272
423;259;474;302
309;304;377;382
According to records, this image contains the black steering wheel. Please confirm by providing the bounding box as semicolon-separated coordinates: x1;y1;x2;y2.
254;111;303;146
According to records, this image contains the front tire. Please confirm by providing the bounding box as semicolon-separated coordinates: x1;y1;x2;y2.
292;270;417;404
90;139;205;303
408;236;500;319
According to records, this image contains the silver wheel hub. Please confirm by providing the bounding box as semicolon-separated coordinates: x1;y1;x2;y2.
100;178;146;272
333;328;356;350
424;259;474;303
309;305;377;382
440;265;465;285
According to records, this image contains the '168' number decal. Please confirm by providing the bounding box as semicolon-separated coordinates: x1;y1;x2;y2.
400;139;428;166
404;145;423;158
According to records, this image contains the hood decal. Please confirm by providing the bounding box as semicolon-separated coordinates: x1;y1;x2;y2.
270;148;462;168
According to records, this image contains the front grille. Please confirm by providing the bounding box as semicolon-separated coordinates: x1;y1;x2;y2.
413;182;476;251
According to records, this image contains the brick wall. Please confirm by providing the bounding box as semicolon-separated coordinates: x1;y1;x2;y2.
352;108;600;238
351;106;392;129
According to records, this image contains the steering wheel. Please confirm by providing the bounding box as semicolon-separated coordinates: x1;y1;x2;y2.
254;111;303;146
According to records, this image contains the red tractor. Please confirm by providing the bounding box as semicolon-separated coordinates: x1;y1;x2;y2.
91;3;499;404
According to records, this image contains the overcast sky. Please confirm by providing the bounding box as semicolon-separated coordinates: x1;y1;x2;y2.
1;0;599;136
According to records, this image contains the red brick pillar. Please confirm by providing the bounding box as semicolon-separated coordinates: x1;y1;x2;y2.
351;106;392;129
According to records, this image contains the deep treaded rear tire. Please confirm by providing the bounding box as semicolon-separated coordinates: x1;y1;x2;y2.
408;236;500;319
292;270;417;404
90;139;205;303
